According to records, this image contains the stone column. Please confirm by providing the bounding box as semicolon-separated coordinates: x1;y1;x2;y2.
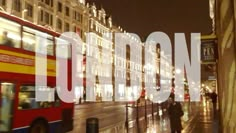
216;0;236;132
6;0;13;13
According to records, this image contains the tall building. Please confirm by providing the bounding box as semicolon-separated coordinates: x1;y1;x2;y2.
112;25;143;102
0;0;149;103
84;3;113;102
144;43;173;101
0;0;89;41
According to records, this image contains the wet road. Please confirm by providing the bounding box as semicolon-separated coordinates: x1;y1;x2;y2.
146;100;218;133
69;100;218;133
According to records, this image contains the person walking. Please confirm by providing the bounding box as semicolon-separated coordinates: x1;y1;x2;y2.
0;31;14;47
168;94;184;133
210;90;217;118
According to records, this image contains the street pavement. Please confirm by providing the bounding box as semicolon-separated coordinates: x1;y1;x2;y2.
182;100;219;133
146;100;219;133
69;99;219;133
69;102;127;133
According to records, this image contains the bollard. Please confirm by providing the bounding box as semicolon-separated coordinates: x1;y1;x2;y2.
86;118;99;133
125;103;128;133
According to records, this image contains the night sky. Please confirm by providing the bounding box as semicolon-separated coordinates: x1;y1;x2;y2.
87;0;212;40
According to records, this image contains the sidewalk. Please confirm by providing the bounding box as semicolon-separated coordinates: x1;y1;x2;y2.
71;100;219;133
183;101;219;133
145;101;197;133
145;101;219;133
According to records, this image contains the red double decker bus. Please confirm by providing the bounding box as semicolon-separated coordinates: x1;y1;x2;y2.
0;11;73;133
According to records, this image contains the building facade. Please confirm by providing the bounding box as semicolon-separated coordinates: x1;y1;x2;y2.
113;27;143;101
84;3;113;102
144;43;173;102
0;0;156;103
216;0;236;132
0;0;89;41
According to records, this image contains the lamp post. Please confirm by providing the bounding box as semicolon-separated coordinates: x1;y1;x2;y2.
125;103;128;133
136;100;140;133
209;0;215;34
150;94;154;123
144;95;147;126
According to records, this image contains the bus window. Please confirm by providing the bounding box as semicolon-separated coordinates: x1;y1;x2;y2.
22;31;35;52
0;82;15;132
0;17;21;48
55;37;71;58
22;27;54;56
18;85;59;110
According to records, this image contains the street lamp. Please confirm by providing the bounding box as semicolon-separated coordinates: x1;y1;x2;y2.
209;0;215;34
175;69;181;74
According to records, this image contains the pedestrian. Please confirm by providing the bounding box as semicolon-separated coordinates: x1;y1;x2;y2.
210;90;217;118
79;97;82;104
0;31;14;47
168;94;184;133
83;91;86;102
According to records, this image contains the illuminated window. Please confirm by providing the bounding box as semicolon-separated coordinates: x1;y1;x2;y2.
18;85;60;110
0;17;21;48
22;26;54;55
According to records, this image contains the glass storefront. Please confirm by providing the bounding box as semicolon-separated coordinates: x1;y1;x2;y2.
95;84;113;102
74;86;84;104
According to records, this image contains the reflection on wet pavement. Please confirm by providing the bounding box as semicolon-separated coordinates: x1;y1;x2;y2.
145;100;218;133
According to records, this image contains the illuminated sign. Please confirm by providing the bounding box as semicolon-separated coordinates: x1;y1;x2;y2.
201;37;217;63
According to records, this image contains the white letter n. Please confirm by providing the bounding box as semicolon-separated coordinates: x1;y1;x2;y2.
175;33;201;102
